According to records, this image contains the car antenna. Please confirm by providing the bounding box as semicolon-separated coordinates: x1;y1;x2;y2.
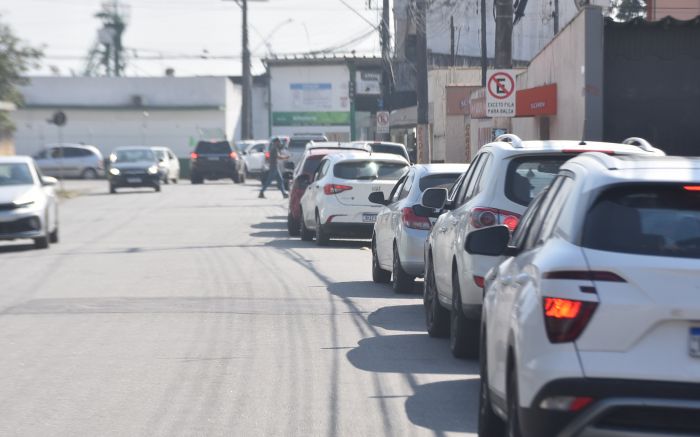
579;118;587;145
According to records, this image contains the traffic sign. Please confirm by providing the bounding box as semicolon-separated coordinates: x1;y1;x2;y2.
376;111;390;134
486;70;517;117
51;111;67;126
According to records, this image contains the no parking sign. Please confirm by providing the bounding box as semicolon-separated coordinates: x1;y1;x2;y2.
486;70;517;117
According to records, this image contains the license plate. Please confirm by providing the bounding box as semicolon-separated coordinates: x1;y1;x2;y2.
689;327;700;357
362;213;377;223
127;177;141;183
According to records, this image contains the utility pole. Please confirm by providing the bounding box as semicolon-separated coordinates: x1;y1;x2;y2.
450;16;455;67
480;0;487;85
241;0;253;139
380;0;391;140
494;0;514;69
553;0;560;34
416;0;430;163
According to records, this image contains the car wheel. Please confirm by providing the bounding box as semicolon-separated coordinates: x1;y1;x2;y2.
507;363;523;437
155;184;161;192
300;211;314;242
287;213;300;237
478;329;505;436
34;232;49;249
315;213;329;246
424;256;449;337
392;244;415;293
240;170;246;183
163;173;170;184
49;227;59;244
371;237;391;283
450;269;480;359
81;168;98;179
172;176;178;184
109;184;116;194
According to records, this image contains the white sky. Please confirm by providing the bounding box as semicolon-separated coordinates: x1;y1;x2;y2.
0;0;385;77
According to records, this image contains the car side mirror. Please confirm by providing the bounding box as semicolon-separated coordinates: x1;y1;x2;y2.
41;176;58;186
421;188;448;209
464;225;511;256
368;191;387;205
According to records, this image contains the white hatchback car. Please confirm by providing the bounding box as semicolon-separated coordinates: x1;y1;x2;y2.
299;152;409;245
472;153;700;437
370;163;468;293
151;146;180;184
420;135;665;358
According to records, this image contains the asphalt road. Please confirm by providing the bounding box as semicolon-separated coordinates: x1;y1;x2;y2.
0;179;479;437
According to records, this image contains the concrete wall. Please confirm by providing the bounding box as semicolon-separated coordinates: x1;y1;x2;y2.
649;0;700;20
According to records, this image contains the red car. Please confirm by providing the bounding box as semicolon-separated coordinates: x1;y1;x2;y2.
286;143;370;236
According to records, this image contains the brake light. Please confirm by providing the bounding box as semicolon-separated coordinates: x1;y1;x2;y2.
265;151;270;161
229;151;238;159
683;185;700;191
543;271;626;282
401;207;431;230
473;275;485;288
470;207;521;231
323;184;353;195
543;297;597;343
190;152;198;160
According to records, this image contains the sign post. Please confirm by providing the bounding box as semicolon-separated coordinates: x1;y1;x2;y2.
376;111;390;135
486;70;517;117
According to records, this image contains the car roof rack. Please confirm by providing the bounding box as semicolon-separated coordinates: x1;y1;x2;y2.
622;137;655;153
495;134;524;149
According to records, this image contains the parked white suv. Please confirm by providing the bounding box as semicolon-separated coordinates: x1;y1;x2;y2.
299;151;409;245
420;135;665;358
472;153;700;437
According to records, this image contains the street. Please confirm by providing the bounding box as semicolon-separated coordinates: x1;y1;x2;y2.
0;180;479;436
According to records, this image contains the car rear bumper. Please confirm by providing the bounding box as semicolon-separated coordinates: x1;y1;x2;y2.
520;378;700;437
322;222;374;239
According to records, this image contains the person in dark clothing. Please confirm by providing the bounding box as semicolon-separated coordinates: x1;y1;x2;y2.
259;137;289;199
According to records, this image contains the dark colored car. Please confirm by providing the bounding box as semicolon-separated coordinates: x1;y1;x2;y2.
108;146;161;193
286;144;369;236
190;140;245;184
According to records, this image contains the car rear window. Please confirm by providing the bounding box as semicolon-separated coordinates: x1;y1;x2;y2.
505;155;571;206
419;173;462;191
582;184;700;258
195;141;231;154
289;139;313;150
370;144;409;160
334;160;408;180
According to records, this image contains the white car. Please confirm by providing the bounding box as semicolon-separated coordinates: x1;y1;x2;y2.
351;141;411;162
240;140;270;179
0;156;59;249
370;163;468;293
472;153;700;437
151;146;180;184
299;152;409;245
420;135;665;358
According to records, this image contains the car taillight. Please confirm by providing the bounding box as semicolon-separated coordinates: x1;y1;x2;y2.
473;275;485;288
229;151;238;159
543;297;597;343
190;152;198;160
265;151;270;161
540;396;594;412
323;184;353;195
683;185;700;191
470;207;521;231
401;207;431;230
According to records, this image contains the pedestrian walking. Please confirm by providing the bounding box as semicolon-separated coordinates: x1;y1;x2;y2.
259;137;289;199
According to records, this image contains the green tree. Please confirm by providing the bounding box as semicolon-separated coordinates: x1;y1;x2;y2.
0;16;42;135
611;0;647;21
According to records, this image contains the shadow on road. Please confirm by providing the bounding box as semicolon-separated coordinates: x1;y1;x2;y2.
86;189;158;196
250;221;286;230
367;304;425;332
262;237;371;251
328;281;420;300
249;230;289;239
405;379;479;433
0;243;36;254
346;333;477;374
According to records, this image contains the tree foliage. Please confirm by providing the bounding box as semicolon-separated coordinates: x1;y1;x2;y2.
0;16;43;135
611;0;647;21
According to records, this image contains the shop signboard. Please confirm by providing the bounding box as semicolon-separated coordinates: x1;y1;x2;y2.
356;71;381;95
486;69;517;117
516;84;557;117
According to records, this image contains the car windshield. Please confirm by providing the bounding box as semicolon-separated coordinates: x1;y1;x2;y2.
583;184;700;259
334;160;408;180
419;173;463;191
113;149;156;163
0;163;34;186
505;155;571;206
196;141;231;154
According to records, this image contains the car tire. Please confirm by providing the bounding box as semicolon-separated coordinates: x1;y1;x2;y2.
109;184;116;194
424;256;449;337
287;214;300;237
155;184;161;192
371;237;391;283
34;235;49;249
392;244;415;293
507;363;523;437
81;168;98;180
450;269;480;359
49;227;59;244
172;176;178;184
478;328;505;436
240;170;246;184
315;213;329;246
300;209;314;241
163;173;170;184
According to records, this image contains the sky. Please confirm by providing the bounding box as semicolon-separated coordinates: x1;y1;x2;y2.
0;0;386;77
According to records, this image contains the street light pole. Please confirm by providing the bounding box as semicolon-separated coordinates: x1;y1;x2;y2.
241;0;253;140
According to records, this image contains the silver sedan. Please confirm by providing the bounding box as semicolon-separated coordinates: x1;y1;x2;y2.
370;163;468;293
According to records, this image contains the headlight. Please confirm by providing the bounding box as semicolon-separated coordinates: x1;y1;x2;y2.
147;165;159;175
109;168;120;176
